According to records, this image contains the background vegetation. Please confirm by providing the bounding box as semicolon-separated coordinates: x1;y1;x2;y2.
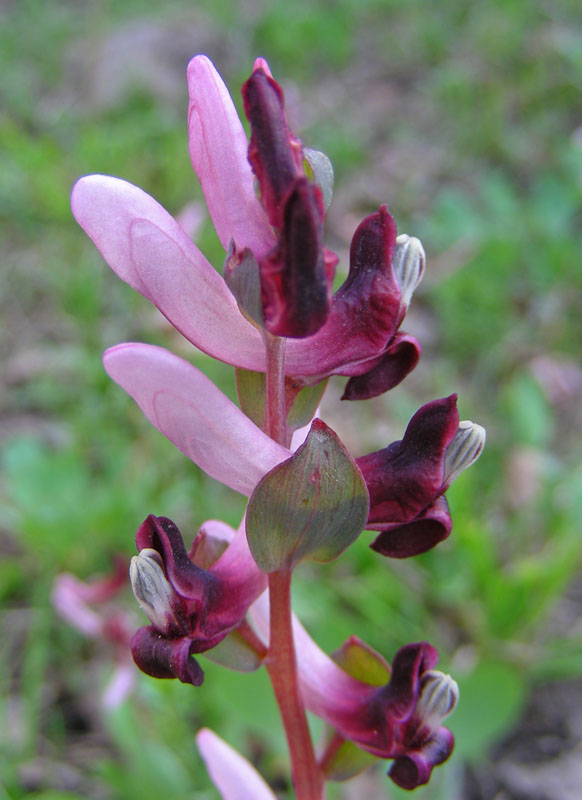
1;0;581;797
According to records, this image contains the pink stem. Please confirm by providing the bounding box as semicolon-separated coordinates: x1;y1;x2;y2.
262;332;324;799
266;570;324;800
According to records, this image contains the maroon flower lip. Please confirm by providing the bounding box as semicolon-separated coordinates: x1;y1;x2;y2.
130;515;266;686
356;395;485;557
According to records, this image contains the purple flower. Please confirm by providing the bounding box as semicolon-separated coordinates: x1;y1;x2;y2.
71;55;422;399
130;514;266;686
249;596;458;790
357;394;485;557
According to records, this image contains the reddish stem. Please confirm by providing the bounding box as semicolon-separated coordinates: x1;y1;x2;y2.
266;570;324;800
262;332;324;799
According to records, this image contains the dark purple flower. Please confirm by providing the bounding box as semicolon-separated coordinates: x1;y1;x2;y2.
306;205;422;400
357;395;485;557
130;515;266;686
309;639;456;774
242;63;303;231
375;644;458;790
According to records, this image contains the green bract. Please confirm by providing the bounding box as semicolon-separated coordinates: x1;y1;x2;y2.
246;419;369;572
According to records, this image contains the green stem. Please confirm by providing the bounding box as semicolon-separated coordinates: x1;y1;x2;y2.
263;331;287;444
266;570;324;800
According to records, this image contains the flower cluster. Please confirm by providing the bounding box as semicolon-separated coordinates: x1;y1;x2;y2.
64;55;485;797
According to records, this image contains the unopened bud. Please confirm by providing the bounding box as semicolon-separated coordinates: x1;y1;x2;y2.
223;242;264;327
393;234;425;307
416;670;459;731
444;420;486;486
130;549;176;634
304;148;334;211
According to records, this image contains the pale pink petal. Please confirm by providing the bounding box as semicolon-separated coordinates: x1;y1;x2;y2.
253;57;273;77
174;201;205;240
198;519;238;545
249;593;376;724
102;662;135;710
196;728;277;800
71;175;267;370
187;55;275;259
52;574;103;638
289;413;318;450
103;343;289;495
210;515;267;621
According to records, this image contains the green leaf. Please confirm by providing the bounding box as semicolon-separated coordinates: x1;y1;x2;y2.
246;419;369;571
235;368;266;429
322;735;378;782
203;628;265;673
449;660;526;762
331;635;391;686
235;368;327;437
286;378;328;433
223;244;264;326
304;147;334;210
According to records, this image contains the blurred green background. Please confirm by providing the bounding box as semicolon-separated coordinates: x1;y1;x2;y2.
1;0;581;798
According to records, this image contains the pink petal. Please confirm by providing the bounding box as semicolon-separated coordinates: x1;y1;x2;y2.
103;343;289;495
71;175;267;370
102;662;135;710
196;728;277;800
187;55;275;259
52;574;102;637
249;593;376;725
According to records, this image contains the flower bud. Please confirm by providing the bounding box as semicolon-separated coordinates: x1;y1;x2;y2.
130;548;176;635
416;670;459;731
304;148;334;211
223;241;264;327
392;234;425;308
444;420;486;486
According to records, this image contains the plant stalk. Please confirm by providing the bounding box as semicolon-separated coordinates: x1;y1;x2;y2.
266;569;324;800
262;332;324;799
263;330;287;444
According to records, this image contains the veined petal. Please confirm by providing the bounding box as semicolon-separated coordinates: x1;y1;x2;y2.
187;55;275;259
196;728;278;800
71;174;267;370
103;343;289;495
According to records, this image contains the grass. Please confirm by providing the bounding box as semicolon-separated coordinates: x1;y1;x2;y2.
1;0;581;798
